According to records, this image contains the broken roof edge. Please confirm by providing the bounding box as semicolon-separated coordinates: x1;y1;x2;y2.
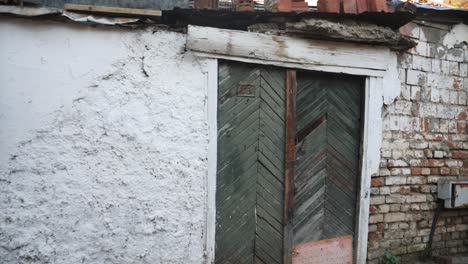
3;4;464;51
165;9;416;30
0;4;416;29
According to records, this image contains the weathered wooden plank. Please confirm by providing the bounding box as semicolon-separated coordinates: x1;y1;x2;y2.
64;3;161;17
187;25;390;72
256;225;283;258
193;51;386;78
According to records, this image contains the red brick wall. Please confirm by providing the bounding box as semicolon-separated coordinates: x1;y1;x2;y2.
367;20;468;263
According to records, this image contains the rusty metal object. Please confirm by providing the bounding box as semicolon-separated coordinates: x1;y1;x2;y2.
292;235;353;264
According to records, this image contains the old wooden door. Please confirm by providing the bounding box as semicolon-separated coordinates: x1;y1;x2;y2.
291;71;363;263
216;61;286;264
216;62;363;263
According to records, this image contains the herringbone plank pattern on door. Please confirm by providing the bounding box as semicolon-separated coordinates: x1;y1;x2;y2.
216;61;285;264
293;72;362;246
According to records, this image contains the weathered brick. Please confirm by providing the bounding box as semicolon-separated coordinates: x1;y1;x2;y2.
371;177;385;187
420;185;437;193
441;60;450;74
454;77;463;90
420;159;445;167
384;212;406;222
407;70;427;86
411;86;421;101
447;48;465;62
407;243;426;253
406;194;426;203
379;204;390;213
413;40;428;56
386;176;407;185
432;59;441;73
429;118;440;132
380;187;390;195
451;168;460;175
390;168;402;175
453;151;468;159
401;168;411;175
428;176;442;183
449;61;460;75
458;91;467;105
431;88;441;102
407;176;425;184
421;168;431;175
450;91;459;105
371;196;386;205
458;120;466;134
411;142;428;150
369;214;384;224
440;167;450;175
460;63;468;77
449;120;459;133
414;150;425;158
446;159;461;167
386;194;406;204
389;204;401;212
399;186;411;195
368;232;383;241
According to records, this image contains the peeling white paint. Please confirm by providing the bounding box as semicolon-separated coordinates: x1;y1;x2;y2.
0;19;209;264
442;23;468;48
382;51;401;105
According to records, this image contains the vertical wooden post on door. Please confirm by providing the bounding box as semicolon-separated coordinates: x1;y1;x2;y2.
284;70;296;264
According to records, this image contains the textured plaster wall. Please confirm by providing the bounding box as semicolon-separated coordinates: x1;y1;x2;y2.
0;18;208;263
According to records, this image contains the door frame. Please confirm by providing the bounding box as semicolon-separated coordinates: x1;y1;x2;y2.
190;25;400;264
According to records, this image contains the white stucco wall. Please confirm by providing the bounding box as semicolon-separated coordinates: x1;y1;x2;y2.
0;18;208;264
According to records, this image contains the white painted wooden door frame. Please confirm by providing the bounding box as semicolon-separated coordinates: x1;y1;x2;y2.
191;25;400;264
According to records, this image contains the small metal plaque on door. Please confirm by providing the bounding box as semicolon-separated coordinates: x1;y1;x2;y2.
237;84;255;97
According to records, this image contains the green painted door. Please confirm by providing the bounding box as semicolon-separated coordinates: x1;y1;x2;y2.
216;62;363;263
292;71;363;249
216;61;286;264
